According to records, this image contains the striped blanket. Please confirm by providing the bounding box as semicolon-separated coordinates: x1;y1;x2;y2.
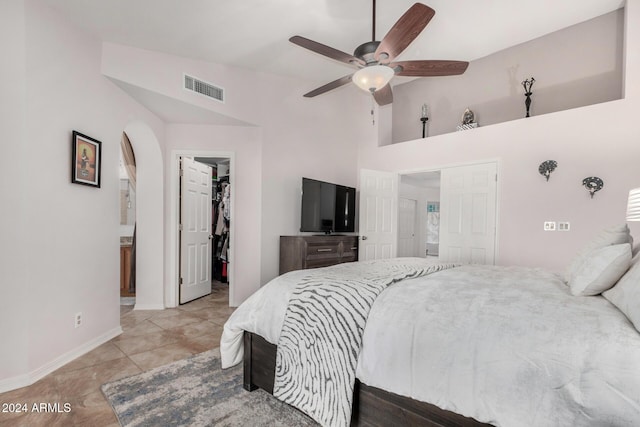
272;258;457;427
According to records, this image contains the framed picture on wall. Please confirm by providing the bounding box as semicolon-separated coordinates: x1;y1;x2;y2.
71;130;101;188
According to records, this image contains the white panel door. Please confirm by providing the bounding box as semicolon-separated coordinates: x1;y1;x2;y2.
180;157;213;304
439;163;497;264
398;198;417;257
358;169;398;261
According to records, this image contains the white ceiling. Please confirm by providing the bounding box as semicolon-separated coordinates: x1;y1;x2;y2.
42;0;623;86
40;0;624;122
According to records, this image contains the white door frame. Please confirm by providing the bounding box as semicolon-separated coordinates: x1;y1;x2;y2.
398;158;501;262
167;150;235;308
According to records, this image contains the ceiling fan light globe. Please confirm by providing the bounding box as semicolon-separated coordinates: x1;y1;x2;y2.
352;65;394;93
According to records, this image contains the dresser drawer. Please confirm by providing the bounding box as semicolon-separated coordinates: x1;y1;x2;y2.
340;255;357;264
306;257;342;269
305;242;340;258
341;243;358;259
305;242;340;268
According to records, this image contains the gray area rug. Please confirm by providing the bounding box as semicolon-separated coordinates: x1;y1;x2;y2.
101;349;317;426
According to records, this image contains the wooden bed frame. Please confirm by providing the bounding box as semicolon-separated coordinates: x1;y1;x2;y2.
243;332;491;427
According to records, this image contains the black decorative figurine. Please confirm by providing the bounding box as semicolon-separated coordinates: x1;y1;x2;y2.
420;103;429;138
522;77;535;118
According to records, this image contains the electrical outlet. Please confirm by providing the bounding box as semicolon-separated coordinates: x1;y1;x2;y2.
75;312;82;328
544;221;556;231
558;222;571;231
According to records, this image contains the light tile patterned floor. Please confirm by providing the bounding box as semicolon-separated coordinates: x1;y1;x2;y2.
0;281;233;427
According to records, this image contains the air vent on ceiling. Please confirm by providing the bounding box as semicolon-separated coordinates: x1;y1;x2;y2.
184;74;224;103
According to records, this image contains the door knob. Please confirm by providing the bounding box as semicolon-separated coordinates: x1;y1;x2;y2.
208;235;214;239
361;236;368;240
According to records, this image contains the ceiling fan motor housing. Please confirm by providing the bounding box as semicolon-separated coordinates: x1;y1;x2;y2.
354;41;383;64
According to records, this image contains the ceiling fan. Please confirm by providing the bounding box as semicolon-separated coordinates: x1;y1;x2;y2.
290;1;469;106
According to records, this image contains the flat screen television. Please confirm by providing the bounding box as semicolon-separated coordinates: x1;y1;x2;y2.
300;177;356;234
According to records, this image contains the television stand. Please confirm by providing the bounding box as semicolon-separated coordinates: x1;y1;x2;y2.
279;235;359;275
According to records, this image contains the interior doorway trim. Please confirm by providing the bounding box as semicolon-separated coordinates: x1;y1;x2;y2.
167;149;236;308
124;120;164;311
398;158;501;176
398;158;502;262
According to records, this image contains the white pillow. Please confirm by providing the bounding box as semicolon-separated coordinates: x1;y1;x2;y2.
603;253;640;331
564;224;632;283
568;243;631;296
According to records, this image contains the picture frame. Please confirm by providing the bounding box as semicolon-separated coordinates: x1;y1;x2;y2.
71;131;101;188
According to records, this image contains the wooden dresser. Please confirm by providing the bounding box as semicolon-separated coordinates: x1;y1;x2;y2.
279;235;359;275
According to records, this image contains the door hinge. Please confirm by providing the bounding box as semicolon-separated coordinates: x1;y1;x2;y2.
179;277;183;285
179;224;183;231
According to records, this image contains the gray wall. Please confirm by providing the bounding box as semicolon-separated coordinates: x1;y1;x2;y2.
392;9;624;143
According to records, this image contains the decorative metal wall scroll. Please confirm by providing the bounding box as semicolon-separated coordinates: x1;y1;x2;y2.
582;176;604;198
538;160;557;181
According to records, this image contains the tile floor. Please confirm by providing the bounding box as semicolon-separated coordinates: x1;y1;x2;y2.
0;281;233;427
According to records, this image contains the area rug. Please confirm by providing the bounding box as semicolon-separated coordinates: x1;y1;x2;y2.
101;348;317;426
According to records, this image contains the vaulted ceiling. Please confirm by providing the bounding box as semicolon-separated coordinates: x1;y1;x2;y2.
36;1;624;124
42;0;624;88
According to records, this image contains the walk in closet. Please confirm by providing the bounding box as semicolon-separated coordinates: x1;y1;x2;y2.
197;158;230;283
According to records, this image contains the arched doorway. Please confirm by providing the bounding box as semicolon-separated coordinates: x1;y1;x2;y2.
123;120;164;310
119;132;136;305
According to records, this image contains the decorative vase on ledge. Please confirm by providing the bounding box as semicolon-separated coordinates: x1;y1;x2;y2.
456;108;478;131
522;77;535;118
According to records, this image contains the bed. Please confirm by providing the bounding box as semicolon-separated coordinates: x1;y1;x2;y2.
221;229;640;426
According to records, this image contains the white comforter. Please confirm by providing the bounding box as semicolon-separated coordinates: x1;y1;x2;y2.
221;259;640;426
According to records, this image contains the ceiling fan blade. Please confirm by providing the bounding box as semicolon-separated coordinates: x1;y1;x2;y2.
373;84;393;106
375;3;435;63
392;60;469;77
303;74;354;98
290;36;365;67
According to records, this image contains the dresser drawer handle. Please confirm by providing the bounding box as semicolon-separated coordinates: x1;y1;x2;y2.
351;247;358;250
316;248;333;252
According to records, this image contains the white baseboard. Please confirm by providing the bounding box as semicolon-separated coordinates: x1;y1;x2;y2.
0;372;30;395
0;326;123;394
120;297;136;306
133;303;165;310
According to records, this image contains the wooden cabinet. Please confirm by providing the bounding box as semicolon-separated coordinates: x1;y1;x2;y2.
120;245;133;296
279;235;358;275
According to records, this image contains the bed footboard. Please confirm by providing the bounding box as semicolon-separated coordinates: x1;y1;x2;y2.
243;331;490;427
243;331;276;393
352;381;489;426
